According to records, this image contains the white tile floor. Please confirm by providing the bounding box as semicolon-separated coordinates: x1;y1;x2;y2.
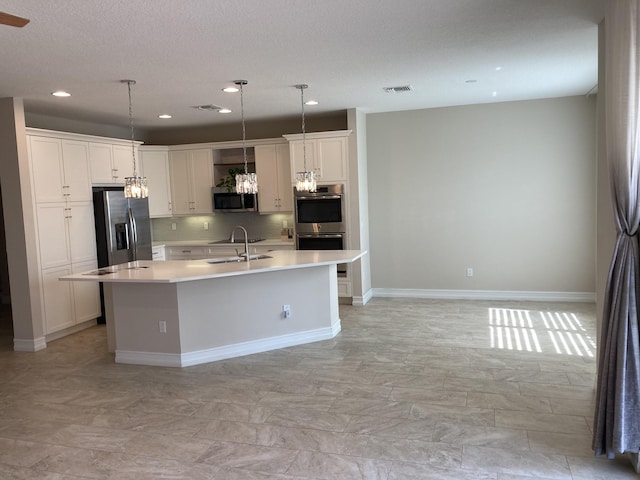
0;298;638;479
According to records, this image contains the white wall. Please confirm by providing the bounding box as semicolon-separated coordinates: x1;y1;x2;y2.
367;96;596;296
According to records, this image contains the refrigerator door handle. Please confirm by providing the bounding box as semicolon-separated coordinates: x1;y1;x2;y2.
128;207;138;261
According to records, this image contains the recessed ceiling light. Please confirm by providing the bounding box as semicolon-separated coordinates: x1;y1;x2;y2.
305;100;318;106
158;114;172;119
492;91;498;97
495;66;503;71
218;108;232;114
52;91;71;97
223;86;239;93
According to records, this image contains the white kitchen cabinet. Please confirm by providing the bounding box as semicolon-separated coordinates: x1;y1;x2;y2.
255;144;293;213
140;147;172;217
29;136;92;203
71;259;101;324
89;142;137;185
287;132;350;184
169;149;213;215
35;202;97;270
41;260;100;335
152;245;166;261
41;265;75;333
35;200;98;335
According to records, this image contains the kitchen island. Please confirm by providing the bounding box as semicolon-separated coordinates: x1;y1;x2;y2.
62;250;364;367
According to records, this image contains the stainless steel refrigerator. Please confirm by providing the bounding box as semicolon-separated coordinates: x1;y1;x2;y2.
93;187;153;267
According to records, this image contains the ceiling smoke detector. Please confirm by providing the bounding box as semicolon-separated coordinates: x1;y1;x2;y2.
383;85;414;93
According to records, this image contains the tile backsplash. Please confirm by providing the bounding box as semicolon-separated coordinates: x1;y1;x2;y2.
152;213;294;242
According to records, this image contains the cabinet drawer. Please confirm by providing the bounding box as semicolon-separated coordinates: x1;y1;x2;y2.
152;246;166;261
166;246;208;260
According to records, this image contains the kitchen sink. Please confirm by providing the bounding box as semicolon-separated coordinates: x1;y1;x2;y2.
205;254;272;264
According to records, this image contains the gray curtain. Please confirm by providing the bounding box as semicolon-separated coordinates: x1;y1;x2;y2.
593;0;640;459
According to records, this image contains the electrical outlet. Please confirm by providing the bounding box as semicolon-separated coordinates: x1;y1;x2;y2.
159;321;167;333
282;304;291;318
283;220;288;229
204;221;209;230
466;267;474;277
171;223;177;231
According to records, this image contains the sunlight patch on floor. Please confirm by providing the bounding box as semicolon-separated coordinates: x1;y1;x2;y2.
489;308;595;356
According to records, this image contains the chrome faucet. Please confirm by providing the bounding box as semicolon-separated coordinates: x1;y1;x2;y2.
230;225;250;262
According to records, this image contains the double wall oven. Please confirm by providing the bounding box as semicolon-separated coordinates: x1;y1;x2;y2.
294;184;347;276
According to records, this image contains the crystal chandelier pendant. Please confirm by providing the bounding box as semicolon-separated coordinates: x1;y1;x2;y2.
233;80;258;194
294;84;316;193
124;176;149;199
295;171;317;193
121;80;148;199
235;173;258;194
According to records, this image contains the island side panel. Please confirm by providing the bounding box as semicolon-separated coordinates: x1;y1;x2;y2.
176;264;339;353
111;282;182;355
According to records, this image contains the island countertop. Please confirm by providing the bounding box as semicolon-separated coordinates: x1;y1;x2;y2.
62;250;365;284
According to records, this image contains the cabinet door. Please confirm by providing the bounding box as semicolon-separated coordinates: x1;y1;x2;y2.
42;265;74;334
255;145;279;213
89;143;115;184
71;259;101;324
140;149;172;217
169;150;192;214
189;149;214;214
317;137;348;182
112;144;135;183
276;144;293;211
67;202;97;264
30;136;65;203
290;140;318;183
61;140;92;202
36;203;71;269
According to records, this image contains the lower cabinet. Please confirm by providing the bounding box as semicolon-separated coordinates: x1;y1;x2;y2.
40;260;100;335
41;266;74;333
152;245;166;261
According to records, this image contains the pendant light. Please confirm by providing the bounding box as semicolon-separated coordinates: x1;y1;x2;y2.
121;80;148;199
234;80;258;194
294;84;317;192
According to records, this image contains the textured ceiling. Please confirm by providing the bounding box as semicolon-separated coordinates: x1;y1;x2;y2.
0;0;604;130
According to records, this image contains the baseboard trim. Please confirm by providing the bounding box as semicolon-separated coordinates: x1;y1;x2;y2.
371;288;595;303
352;288;374;306
116;321;342;367
14;336;47;352
45;319;98;343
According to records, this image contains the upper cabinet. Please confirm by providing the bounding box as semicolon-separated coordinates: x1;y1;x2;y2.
255;143;292;213
285;130;351;184
29;136;92;203
169;148;213;215
89;142;139;185
139;146;172;217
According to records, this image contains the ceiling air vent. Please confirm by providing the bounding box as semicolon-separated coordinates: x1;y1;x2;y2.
383;85;414;94
193;104;225;111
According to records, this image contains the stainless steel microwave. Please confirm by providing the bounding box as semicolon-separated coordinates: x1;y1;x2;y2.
212;188;258;212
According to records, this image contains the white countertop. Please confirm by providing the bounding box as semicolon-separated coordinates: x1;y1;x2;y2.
62;250;365;284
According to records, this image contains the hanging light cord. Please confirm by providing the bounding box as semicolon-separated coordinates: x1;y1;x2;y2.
240;82;248;174
300;85;307;172
127;80;137;177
